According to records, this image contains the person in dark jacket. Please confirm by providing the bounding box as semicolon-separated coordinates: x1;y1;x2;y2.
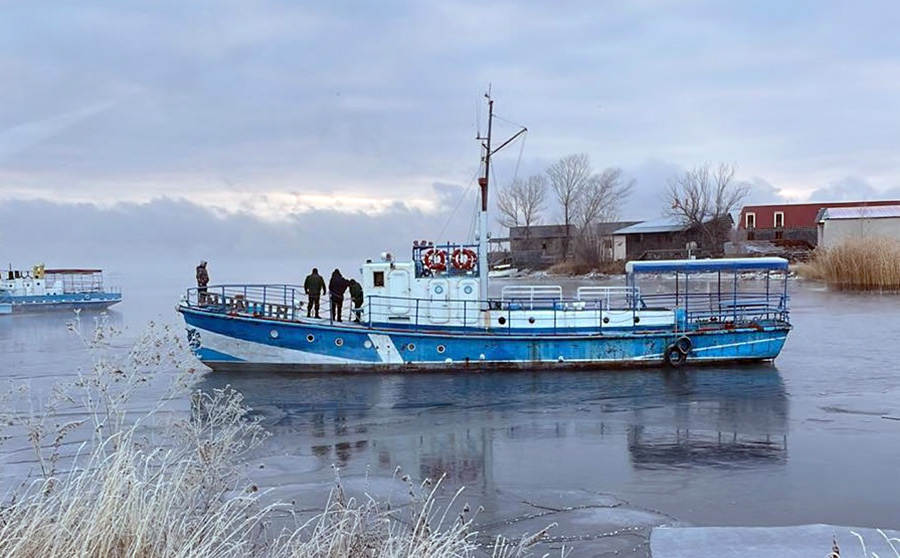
328;269;349;322
303;267;327;318
348;278;364;322
196;260;209;304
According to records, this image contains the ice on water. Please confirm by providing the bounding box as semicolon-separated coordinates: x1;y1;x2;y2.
652;524;900;558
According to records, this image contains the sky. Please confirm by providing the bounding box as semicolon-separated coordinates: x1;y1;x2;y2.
2;0;900;273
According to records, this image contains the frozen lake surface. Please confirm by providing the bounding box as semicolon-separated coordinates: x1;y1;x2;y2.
2;277;899;556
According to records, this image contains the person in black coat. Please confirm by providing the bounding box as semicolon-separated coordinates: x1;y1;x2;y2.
328;269;349;322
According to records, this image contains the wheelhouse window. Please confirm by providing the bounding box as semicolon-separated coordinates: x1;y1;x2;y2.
774;211;784;228
745;212;756;229
373;271;385;287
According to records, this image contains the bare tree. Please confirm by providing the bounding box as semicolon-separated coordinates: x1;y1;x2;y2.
496;174;547;232
666;162;749;255
572;167;634;263
546;154;594;261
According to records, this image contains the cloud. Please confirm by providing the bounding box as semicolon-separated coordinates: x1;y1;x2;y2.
0;103;114;164
2;0;900;216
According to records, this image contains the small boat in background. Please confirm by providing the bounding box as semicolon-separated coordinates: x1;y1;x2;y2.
0;264;122;314
487;263;519;278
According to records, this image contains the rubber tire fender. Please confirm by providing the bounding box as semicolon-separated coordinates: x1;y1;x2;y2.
664;344;687;367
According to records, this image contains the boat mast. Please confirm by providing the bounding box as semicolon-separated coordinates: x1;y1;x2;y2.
477;93;526;305
477;96;493;303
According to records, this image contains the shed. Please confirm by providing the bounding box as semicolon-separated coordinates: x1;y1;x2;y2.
816;205;900;247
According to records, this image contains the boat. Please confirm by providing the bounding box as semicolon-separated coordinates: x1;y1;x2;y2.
177;97;792;371
487;263;519;278
0;264;122;314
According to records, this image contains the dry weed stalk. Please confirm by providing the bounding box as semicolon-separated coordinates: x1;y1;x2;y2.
797;236;900;291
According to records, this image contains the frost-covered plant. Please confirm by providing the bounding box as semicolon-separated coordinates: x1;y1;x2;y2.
0;315;564;558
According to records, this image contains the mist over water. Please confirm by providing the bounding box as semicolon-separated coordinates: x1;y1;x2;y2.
3;266;900;555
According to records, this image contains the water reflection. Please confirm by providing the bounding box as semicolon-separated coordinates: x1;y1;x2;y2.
196;366;789;490
628;367;789;468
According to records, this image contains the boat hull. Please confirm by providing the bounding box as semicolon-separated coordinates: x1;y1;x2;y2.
180;306;789;372
4;293;122;314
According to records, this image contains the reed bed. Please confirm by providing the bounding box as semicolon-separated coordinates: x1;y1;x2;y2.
0;315;561;558
795;235;900;291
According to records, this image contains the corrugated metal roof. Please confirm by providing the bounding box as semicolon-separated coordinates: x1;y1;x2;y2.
818;205;900;221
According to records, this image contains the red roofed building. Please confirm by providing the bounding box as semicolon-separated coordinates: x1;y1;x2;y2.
739;200;900;247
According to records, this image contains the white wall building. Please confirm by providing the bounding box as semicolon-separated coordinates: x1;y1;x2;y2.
816;205;900;247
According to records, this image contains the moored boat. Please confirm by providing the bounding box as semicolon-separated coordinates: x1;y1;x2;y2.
1;264;122;314
177;96;792;372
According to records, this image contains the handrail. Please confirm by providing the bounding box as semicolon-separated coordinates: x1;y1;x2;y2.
182;284;789;333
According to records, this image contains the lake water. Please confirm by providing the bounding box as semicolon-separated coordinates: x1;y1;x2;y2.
2;276;899;556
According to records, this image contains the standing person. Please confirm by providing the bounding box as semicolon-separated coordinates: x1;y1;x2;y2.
328;269;349;322
196;260;209;304
348;278;364;323
303;267;327;318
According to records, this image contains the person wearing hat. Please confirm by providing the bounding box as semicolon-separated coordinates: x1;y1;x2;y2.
196;260;209;304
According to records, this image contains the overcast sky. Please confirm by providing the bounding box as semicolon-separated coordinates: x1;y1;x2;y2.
3;1;900;272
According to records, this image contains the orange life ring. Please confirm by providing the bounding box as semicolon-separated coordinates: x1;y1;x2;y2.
451;248;477;270
423;248;447;271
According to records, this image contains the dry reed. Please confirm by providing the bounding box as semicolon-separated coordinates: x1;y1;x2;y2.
0;315;562;558
795;235;900;291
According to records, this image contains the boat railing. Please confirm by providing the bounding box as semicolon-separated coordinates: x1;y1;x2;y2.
575;286;641;308
184;285;789;331
640;291;789;323
500;285;563;309
185;284;303;321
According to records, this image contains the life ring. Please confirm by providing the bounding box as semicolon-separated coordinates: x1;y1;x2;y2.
423;248;447;272
451;248;477;270
664;344;687;367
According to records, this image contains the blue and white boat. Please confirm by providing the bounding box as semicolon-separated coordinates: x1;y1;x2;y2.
0;265;122;314
177;98;791;371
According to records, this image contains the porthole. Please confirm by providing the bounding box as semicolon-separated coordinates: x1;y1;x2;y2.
407;343;416;351
270;330;279;339
634;316;641;324
528;317;535;324
364;339;373;349
434;285;444;294
335;338;344;347
603;317;610;324
498;316;507;325
306;334;315;342
463;285;473;295
437;345;446;354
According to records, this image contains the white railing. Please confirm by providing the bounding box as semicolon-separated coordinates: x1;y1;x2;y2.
500;285;563;310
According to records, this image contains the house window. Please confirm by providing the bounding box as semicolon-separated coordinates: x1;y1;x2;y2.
745;212;756;229
373;271;385;287
774;211;784;228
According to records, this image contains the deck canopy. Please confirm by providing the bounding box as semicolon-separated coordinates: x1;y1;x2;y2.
626;257;789;275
